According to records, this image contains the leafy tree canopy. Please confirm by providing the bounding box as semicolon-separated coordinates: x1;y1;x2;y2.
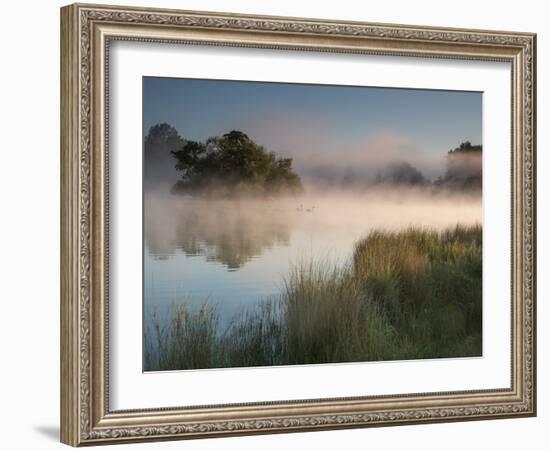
451;141;482;154
171;130;303;197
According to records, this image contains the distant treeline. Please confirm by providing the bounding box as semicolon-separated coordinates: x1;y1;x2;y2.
144;123;481;196
384;141;482;192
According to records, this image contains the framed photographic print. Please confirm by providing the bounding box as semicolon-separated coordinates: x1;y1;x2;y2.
60;3;537;446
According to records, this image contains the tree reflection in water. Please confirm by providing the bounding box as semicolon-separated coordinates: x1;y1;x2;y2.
144;194;295;270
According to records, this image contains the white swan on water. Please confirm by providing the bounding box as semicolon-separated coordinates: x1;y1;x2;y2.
297;204;315;212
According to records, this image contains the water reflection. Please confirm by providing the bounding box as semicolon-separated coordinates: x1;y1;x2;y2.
144;194;295;270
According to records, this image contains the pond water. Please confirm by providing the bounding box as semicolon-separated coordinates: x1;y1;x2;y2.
143;190;482;331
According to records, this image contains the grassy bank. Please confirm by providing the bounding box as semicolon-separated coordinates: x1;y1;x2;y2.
144;224;482;371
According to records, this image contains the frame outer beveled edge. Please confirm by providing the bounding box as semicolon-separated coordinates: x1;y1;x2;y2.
531;33;537;419
61;3;80;447
60;2;537;446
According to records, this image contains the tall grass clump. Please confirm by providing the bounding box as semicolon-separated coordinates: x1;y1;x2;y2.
218;300;287;367
144;301;218;371
353;224;482;359
144;224;482;371
283;260;399;364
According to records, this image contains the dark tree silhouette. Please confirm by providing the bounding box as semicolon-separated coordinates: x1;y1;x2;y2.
144;123;185;187
171;130;303;197
435;142;482;192
375;161;427;186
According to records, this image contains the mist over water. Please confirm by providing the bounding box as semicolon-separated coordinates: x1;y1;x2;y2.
144;187;481;330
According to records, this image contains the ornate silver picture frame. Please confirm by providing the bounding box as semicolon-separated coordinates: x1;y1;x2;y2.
60;3;536;446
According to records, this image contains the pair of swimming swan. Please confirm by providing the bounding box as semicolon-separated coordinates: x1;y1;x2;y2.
296;204;315;212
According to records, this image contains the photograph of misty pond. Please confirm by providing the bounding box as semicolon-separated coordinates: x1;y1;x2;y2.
143;77;483;372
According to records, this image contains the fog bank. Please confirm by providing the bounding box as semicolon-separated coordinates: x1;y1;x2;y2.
144;187;482;268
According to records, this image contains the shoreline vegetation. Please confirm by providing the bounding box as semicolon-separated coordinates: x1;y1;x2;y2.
144;224;482;371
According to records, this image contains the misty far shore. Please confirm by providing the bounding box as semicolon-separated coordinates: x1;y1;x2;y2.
144;123;482;198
